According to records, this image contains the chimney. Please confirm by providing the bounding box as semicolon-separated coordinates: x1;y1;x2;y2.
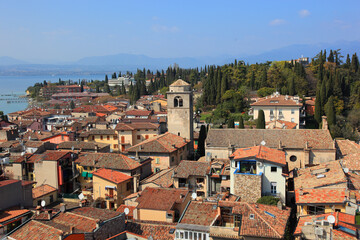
277;200;283;210
95;145;99;153
46;209;53;220
322;116;328;130
35;205;42;215
278;140;282;150
135;149;139;161
70;226;75;234
299;187;304;196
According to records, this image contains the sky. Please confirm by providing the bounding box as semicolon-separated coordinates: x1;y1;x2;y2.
1;0;360;63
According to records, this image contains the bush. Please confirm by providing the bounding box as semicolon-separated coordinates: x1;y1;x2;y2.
256;196;279;205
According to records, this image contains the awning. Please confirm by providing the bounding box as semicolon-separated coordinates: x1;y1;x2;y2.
88;173;93;178
81;172;88;177
105;186;116;190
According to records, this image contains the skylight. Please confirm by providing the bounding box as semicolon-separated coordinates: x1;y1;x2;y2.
264;211;276;218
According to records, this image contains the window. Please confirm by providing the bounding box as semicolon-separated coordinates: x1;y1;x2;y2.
37;200;41;206
291;118;295;122
197;178;204;183
155;158;160;164
84;166;88;170
126;182;132;191
307;205;325;215
270;109;274;115
271;182;277;194
92;136;95;141
107;136;110;140
174;96;183;107
290;155;297;162
234;215;242;227
121;145;125;151
121;136;125;143
137;135;141;140
50;195;53;203
238;160;256;174
291;109;295;114
171;157;175;162
113;135;117;140
271;166;277;172
145;135;149;139
155;168;160;173
113;144;118;149
100;135;103;140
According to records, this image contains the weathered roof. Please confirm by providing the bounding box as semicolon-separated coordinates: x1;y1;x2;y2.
75;152;143;170
115;122;159;131
173;160;210;178
136;187;189;211
33;184;57;199
140;167;175;188
9;220;63;240
295;188;346;204
230;145;286;166
126;221;175;240
126;132;190;154
170;79;190;86
294;161;346;189
79;129;116;137
266;120;297;129
0;207;31;225
206;129;335;150
336;139;360;157
93;168;132;184
251;94;302;107
57;141;109;150
125;110;152;116
180;201;218;226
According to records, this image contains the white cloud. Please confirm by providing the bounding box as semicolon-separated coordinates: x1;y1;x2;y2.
269;19;286;26
151;25;179;33
299;9;310;18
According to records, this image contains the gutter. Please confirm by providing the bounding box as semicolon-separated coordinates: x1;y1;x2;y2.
178;200;192;223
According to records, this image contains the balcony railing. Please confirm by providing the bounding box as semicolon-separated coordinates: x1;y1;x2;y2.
105;193;115;201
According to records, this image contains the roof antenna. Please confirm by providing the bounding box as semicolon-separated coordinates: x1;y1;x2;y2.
260;130;266;146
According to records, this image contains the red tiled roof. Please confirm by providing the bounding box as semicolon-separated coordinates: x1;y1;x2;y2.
180;201;219;226
75;152;143;170
126;132;190;154
333;229;357;240
342;153;360;171
33;184;57;199
0;207;31;225
140;168;175;188
10;220;63;240
336;139;360;157
22;150;71;163
266;120;297;129
93;168;132;184
251;94;302;106
0;179;19;188
136;187;189;211
230;145;286;166
173;160;210;178
115;122;159;131
125;110;152;116
295;188;346;204
294;161;347;189
126;221;175;240
116;205;135;219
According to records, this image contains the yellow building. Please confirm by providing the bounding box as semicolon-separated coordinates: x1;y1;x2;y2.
92;168;133;210
115;122;160;152
80;129;119;152
32;184;58;207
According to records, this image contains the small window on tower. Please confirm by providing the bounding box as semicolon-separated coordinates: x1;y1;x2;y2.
174;96;183;107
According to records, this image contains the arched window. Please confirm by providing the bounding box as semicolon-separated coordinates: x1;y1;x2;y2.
174;96;183;107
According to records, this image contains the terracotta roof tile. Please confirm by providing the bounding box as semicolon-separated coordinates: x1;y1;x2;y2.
251;94;302;106
0;207;31;224
93;168;132;184
33;184;57;199
126;221;175;240
230;145;286;166
342;153;360;171
173;160;210;178
115;122;159;131
180;201;219;226
75;152;143;170
295;188;346;204
140;167;175;188
10;220;63;240
136;187;189;211
206;129;335;150
336;139;360;157
125;110;152;116
0;179;20;187
126;132;190;154
294;161;346;189
266;120;297;129
58;141;109;150
170;79;190;86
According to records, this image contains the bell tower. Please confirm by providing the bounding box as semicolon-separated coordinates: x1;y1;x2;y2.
167;79;193;151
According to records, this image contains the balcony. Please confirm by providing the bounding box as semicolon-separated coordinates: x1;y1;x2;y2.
105;193;115;201
263;192;280;198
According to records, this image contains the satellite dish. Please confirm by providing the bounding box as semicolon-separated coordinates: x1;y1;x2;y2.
60;205;66;212
78;193;84;200
124;207;130;215
41;200;46;207
327;215;336;224
191;192;197;200
260;140;266;146
344;168;349;173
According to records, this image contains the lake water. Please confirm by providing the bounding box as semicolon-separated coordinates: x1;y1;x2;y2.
0;74;105;114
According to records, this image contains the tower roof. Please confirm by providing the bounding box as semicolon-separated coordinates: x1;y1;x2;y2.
170;79;190;86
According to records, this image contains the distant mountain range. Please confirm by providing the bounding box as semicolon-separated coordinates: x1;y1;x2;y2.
0;40;359;75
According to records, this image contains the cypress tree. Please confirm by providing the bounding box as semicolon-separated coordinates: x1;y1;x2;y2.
95;84;100;93
345;54;351;68
325;96;336;127
105;75;108;83
314;88;322;124
104;84;110;93
351;53;359;73
239;115;244;129
256;110;265;129
197;125;207;158
227;118;235;128
320;79;327;112
216;67;222;104
288;76;295;96
221;74;228;97
122;82;126;94
328;50;334;62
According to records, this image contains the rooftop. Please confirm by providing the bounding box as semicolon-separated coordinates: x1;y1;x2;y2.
206;129;335;150
57;141;109;150
170;79;190;86
180;201;218;226
136;187;189;211
0;207;31;225
140;167;176;188
173;160;210;178
294;161;347;189
230;145;286;166
126;221;175;240
93;168;133;184
251;94;302;107
126;132;190;154
295;188;346;204
33;184;57;199
115;122;159;131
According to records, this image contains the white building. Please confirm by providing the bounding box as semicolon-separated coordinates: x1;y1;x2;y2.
250;92;304;128
229;145;286;203
108;76;136;87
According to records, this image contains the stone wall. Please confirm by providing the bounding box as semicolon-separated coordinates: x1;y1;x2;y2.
233;174;262;203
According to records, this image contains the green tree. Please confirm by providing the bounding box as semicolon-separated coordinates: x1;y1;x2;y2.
325;96;336;127
227;118;235;128
105;75;108;83
70;100;75;109
104;84;111;93
95;84;100;93
256;110;265;129
197;125;207;158
351;53;359;73
239;115;244;129
328;50;334;62
314;88;322;124
288;76;295;96
257;87;275;97
345;54;351;68
256;196;279;205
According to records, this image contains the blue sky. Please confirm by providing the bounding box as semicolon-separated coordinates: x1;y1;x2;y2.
1;0;360;62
